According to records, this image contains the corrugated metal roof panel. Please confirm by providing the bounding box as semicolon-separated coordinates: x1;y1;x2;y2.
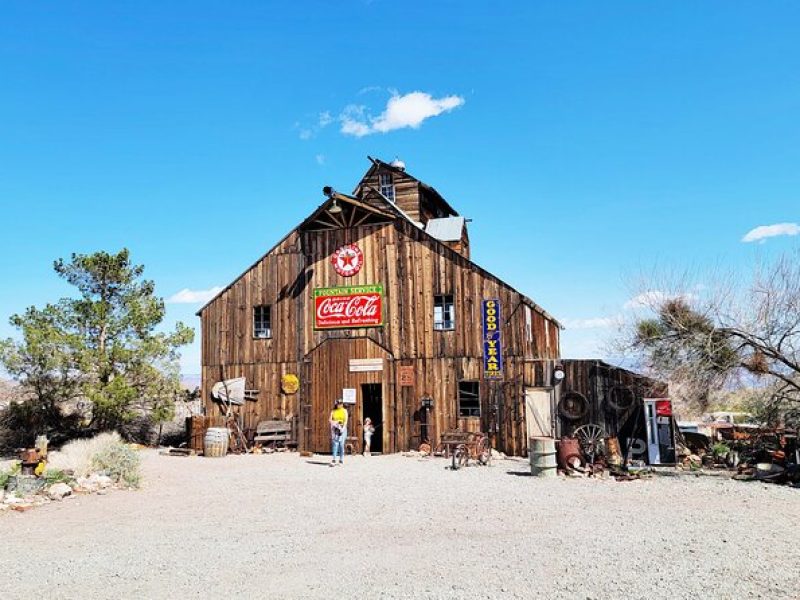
425;217;465;242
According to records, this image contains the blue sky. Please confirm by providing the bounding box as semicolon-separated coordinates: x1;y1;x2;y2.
1;2;799;373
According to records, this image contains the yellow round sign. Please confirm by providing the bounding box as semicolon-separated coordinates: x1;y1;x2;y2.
281;374;299;394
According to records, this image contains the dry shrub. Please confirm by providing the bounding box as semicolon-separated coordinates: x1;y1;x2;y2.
46;432;124;477
91;441;141;488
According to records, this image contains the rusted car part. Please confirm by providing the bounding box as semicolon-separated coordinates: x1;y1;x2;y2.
558;437;583;470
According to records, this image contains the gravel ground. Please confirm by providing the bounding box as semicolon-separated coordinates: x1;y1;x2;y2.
1;450;798;599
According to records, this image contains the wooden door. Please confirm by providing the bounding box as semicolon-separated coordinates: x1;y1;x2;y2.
525;388;554;439
305;337;392;454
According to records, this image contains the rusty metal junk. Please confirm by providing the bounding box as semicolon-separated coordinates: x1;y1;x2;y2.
606;436;623;467
19;448;40;476
558;437;583;470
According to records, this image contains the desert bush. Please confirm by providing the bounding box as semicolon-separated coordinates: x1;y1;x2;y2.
712;442;731;458
91;441;141;488
46;432;124;477
0;399;82;453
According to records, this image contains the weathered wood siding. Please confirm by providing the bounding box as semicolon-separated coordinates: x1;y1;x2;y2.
200;216;561;455
357;168;423;222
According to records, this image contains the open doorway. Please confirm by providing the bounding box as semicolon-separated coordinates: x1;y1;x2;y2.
361;383;383;454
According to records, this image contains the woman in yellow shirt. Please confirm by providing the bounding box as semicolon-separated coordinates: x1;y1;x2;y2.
329;399;348;466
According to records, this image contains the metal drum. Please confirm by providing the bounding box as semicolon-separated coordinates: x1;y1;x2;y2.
558;436;583;469
204;427;230;457
529;437;558;478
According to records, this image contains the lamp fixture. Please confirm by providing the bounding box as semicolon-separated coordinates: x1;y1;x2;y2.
552;363;566;385
328;198;343;214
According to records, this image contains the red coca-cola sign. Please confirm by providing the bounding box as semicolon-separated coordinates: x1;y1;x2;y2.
313;285;383;329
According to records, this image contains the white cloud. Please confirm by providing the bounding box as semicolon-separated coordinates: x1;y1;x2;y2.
167;286;223;304
741;222;800;243
339;91;465;137
315;154;326;165
561;316;621;330
296;112;334;140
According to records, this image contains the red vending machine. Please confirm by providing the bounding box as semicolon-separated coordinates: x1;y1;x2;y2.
644;399;677;465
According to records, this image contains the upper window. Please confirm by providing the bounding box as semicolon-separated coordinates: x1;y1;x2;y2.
434;295;455;331
458;381;481;417
253;305;272;339
524;305;533;342
379;173;395;202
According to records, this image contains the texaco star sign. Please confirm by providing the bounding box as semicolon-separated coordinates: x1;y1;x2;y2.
331;244;364;277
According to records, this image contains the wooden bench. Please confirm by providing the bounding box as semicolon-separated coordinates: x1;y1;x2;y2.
254;420;295;449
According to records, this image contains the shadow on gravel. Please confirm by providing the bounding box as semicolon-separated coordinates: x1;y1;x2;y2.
506;470;532;477
652;468;732;479
306;460;335;467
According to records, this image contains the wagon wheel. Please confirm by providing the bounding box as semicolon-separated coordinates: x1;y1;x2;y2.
477;437;492;466
452;444;469;470
573;424;605;459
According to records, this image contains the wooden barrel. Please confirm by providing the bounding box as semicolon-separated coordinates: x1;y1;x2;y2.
204;427;230;457
529;437;557;478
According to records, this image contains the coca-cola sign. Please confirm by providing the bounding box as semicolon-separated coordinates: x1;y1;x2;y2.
313;285;383;330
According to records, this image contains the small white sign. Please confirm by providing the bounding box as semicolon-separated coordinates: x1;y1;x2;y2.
349;358;383;372
342;388;357;405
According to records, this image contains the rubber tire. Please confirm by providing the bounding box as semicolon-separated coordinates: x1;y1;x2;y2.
607;386;635;412
558;392;589;421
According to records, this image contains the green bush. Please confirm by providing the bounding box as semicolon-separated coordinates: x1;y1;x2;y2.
712;442;731;457
91;442;141;488
43;468;73;485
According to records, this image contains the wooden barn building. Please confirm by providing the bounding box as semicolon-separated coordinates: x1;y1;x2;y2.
198;157;565;456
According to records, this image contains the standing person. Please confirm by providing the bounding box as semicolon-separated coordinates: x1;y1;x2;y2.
363;417;376;456
329;399;348;466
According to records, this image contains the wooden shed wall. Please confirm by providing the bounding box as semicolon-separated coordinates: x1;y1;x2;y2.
200;216;561;455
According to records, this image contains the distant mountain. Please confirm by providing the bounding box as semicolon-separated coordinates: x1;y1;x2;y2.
181;374;201;390
0;378;21;409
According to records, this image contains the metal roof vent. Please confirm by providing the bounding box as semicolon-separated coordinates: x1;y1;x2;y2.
390;157;406;171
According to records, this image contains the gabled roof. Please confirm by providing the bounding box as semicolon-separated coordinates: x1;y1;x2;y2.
355;156;460;217
197;179;561;327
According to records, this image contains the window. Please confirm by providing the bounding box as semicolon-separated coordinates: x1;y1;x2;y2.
458;382;480;417
434;294;455;330
524;305;533;342
253;305;271;339
379;173;395;202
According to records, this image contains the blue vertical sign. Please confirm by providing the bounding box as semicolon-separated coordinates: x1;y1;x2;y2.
482;299;503;379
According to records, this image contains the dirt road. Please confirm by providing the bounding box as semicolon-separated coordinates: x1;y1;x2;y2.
2;450;797;599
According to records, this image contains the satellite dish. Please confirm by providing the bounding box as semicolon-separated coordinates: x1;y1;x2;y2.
211;377;246;405
390;158;406;171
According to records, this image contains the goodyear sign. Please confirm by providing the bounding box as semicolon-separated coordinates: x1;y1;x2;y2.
482;299;503;379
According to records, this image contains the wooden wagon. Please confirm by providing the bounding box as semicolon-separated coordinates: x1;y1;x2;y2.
436;429;492;470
